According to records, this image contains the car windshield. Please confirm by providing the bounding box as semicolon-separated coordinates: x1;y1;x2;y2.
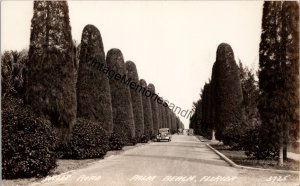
158;128;169;133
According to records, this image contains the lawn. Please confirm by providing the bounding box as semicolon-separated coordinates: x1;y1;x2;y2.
210;144;300;171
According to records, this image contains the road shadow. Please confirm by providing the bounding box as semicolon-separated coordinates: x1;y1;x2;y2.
123;154;229;168
150;144;206;149
151;144;214;153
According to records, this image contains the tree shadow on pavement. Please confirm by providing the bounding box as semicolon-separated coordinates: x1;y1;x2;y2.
123;154;230;168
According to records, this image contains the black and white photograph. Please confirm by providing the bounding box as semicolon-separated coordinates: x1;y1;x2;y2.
1;1;299;186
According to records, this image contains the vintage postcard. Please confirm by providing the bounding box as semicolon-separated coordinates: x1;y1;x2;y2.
1;1;299;186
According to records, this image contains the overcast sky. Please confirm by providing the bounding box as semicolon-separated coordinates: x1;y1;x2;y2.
1;1;263;128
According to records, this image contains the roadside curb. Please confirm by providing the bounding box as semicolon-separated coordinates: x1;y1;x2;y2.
206;144;300;174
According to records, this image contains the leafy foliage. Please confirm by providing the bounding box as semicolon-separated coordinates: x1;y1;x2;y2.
148;84;159;133
58;118;109;159
241;127;278;159
211;43;244;146
161;102;167;128
189;101;199;131
170;112;177;134
140;79;153;141
25;1;76;142
238;61;260;129
201;82;214;139
107;49;135;145
2;94;57;179
140;134;149;143
158;101;165;129
76;24;113;134
126;61;144;140
258;1;299;158
109;124;127;150
1;50;28;97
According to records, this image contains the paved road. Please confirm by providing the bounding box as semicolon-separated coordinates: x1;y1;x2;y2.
31;135;299;186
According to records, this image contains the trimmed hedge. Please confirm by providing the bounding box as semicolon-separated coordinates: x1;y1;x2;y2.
148;84;159;134
212;43;244;143
107;49;135;146
125;61;144;141
140;79;153;141
77;24;114;134
59;118;110;159
2;95;57;179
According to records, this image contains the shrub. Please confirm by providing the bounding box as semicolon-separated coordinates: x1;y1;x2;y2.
140;135;149;143
222;124;242;150
241;127;278;159
109;124;127;150
109;133;124;150
130;137;138;145
58;118;109;159
2;94;57;179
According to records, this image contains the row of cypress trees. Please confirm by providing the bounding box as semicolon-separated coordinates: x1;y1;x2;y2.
26;1;183;149
190;1;299;166
77;25;182;144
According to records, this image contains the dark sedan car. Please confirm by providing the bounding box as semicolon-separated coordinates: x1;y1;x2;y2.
156;128;172;142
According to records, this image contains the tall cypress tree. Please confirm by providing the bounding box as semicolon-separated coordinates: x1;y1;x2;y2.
190;99;202;135
25;1;76;142
189;101;197;130
107;49;135;144
212;43;244;146
148;83;159;135
200;83;207;136
200;82;213;138
157;97;162;129
126;61;144;141
210;74;216;140
281;1;299;146
176;117;180;130
140;79;153;141
161;102;167;128
76;24;113;134
171;112;177;134
259;1;299;165
159;101;164;128
166;104;171;129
